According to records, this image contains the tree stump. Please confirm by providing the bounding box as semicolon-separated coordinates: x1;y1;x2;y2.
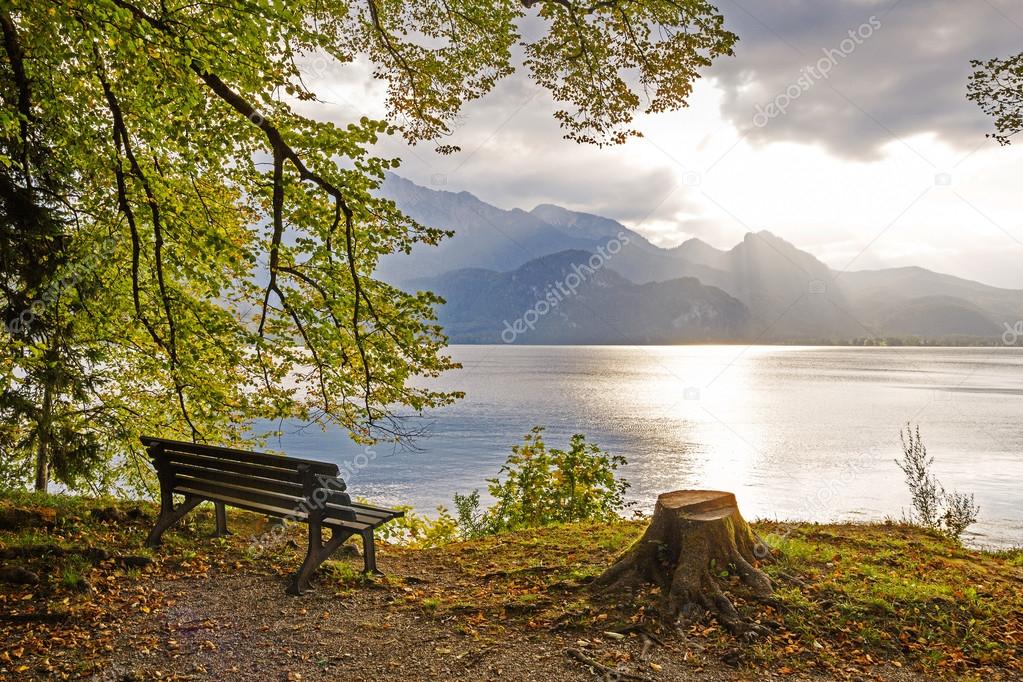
594;490;773;636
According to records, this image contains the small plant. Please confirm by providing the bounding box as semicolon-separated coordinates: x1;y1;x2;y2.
60;555;91;591
371;503;459;549
321;559;369;587
456;427;630;538
452;490;489;540
941;490;981;541
896;424;979;542
365;428;630;547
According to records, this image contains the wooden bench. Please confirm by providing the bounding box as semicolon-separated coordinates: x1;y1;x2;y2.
141;436;403;594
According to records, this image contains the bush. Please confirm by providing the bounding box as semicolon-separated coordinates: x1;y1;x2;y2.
367;428;630;547
366;503;459;549
452;489;490;540
896;424;979;542
456;427;630;538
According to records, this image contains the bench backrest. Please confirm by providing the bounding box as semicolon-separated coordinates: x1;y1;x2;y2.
141;437;355;523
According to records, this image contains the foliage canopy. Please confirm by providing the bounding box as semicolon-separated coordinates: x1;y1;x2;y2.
969;51;1023;145
0;0;736;490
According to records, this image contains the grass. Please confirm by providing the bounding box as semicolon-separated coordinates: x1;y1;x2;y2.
321;559;373;590
391;519;1021;676
58;555;91;591
1;491;1021;679
755;521;1023;675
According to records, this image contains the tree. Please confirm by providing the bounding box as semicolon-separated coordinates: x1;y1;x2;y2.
969;52;1023;145
0;1;737;491
0;162;107;491
0;15;108;491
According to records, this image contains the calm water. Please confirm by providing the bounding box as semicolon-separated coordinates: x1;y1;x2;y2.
268;346;1023;548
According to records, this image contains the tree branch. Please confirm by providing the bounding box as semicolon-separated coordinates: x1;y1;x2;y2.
0;10;34;187
96;56;200;440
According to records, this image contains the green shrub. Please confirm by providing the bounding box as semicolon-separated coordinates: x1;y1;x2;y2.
457;427;630;537
452;489;490;540
371;503;459;549
896;424;979;542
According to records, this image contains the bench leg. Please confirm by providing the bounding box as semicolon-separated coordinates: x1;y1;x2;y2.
213;501;230;537
145;495;203;547
361;529;381;575
287;525;354;595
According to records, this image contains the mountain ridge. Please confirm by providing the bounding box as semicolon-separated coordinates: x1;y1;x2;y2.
377;174;1023;344
407;250;752;344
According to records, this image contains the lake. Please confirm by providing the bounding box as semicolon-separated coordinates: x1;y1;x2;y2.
267;345;1023;548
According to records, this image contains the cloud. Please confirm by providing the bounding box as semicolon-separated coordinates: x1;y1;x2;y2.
288;4;1023;289
363;75;702;228
712;0;1023;158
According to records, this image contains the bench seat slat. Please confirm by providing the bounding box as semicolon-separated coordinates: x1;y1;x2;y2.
173;477;304;514
349;502;404;520
170;462;306;498
144;437;339;476
174;485;298;519
173;486;374;532
172;476;356;522
350;501;404;516
324;518;373;533
334;508;395;527
319;500;392;527
325;490;356;508
163;450;304;484
172;484;386;530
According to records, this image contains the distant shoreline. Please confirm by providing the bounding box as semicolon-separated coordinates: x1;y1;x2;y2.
444;340;1022;348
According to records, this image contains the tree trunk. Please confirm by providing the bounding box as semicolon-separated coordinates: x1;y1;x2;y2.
34;378;52;492
594;490;773;637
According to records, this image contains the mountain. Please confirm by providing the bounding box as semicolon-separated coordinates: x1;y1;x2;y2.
529;203;653;246
529;204;729;287
407;250;751;344
375;175;598;282
378;175;1023;343
670;237;731;270
680;231;862;339
839;267;1022;338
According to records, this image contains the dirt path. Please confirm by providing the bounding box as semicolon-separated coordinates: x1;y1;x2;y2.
97;551;923;682
98;557;717;681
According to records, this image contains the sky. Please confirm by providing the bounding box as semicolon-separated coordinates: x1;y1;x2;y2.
298;0;1023;290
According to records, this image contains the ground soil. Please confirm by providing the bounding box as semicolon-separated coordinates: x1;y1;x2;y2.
98;548;927;682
